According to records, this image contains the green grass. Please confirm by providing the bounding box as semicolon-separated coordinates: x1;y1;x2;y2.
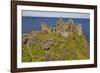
22;31;89;62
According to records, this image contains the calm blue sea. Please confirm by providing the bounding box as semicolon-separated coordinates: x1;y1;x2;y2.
22;16;90;43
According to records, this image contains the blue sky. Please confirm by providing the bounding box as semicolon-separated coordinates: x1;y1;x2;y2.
22;10;90;19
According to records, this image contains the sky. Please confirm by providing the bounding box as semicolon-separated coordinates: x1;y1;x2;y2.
22;10;90;19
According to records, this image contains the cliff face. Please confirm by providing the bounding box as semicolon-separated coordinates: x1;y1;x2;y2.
22;18;89;62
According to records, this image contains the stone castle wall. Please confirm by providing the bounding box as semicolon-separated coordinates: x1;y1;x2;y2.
40;18;83;38
41;22;52;32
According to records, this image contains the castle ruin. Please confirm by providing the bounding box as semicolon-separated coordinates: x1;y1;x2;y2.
41;18;83;38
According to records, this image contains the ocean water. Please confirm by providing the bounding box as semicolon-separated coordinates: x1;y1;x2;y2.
22;16;90;43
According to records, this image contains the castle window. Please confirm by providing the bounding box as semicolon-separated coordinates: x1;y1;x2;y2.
51;29;53;32
55;29;56;32
66;29;68;32
57;24;59;26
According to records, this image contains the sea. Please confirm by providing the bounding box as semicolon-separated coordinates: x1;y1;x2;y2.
22;16;90;43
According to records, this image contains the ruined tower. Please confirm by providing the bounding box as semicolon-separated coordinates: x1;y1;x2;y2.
41;22;52;32
76;24;83;35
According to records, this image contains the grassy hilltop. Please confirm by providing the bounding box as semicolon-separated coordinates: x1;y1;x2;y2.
22;19;89;62
22;30;89;62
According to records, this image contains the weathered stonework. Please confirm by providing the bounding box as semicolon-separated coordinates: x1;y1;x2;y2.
41;22;52;32
40;18;83;38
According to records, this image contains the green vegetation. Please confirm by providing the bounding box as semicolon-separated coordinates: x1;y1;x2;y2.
22;30;89;62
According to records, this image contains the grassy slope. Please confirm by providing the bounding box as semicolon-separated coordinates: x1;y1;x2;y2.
22;31;89;62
